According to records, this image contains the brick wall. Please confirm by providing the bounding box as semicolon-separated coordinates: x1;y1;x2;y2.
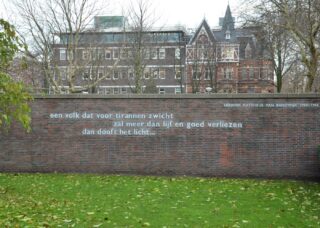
1;94;319;180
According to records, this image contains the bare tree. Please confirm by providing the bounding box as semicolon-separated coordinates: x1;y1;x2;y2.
241;0;320;92
240;6;297;93
11;0;114;94
173;36;186;94
187;35;216;93
125;0;159;94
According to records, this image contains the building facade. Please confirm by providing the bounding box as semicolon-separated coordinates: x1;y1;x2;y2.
186;5;274;93
52;6;274;94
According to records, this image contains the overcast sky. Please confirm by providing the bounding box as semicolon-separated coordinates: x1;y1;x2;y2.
1;0;242;28
110;0;241;28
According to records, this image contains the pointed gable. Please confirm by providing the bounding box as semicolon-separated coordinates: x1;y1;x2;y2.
188;19;216;45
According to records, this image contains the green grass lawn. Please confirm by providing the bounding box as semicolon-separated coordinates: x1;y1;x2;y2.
0;174;319;227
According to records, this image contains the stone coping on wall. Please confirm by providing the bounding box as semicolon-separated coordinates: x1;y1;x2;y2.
33;93;320;99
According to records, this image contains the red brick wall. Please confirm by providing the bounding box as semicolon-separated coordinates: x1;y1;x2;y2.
1;94;319;180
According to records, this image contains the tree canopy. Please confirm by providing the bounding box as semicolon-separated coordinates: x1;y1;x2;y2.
0;19;32;132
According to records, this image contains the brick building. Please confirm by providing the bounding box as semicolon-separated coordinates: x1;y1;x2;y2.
186;5;274;93
53;5;274;94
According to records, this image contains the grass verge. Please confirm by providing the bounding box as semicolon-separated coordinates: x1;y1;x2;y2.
0;173;319;227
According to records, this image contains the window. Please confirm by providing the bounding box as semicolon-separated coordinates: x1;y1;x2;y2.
144;48;150;59
113;70;119;80
152;69;158;79
128;69;134;79
221;47;234;60
144;69;150;79
113;48;119;59
121;70;128;79
198;48;206;59
105;49;112;59
249;68;254;79
225;30;231;40
175;69;181;79
159;88;165;94
82;69;90;80
151;48;157;59
268;69;274;80
82;50;90;60
159;69;165;79
105;88;112;94
121;88;127;94
193;70;201;80
98;87;105;95
248;86;255;93
60;49;66;60
223;88;232;93
223;68;233;80
241;68;247;80
175;87;182;94
120;49;127;59
113;87;120;94
59;68;67;80
127;50;133;59
159;48;166;59
98;68;104;79
175;48;181;59
97;49;104;60
105;71;112;80
91;50;98;60
205;69;210;80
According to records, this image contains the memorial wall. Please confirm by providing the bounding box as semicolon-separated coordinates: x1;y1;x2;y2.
0;94;319;179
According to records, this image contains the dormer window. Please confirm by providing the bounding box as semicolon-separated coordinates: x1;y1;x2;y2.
225;30;231;40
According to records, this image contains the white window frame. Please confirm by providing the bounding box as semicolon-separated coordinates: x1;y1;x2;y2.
223;68;233;80
222;47;234;61
241;68;247;80
82;68;91;81
175;87;182;94
152;68;159;79
175;48;181;59
60;49;66;61
98;68;104;79
97;49;104;60
159;48;166;59
175;69;181;79
121;87;127;94
105;88;112;94
159;69;165;79
249;68;255;79
82;50;90;60
113;70;119;80
144;69;150;79
144;48;150;59
128;69;134;79
113;87;120;94
113;48;119;59
151;48;157;59
159;88;165;94
59;68;67;80
120;49;127;59
192;70;201;80
105;49;112;60
205;69;210;80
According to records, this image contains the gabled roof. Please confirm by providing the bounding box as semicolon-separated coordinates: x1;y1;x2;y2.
188;19;216;45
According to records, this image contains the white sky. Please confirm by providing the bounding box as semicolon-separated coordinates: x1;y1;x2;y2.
110;0;241;28
1;0;242;29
